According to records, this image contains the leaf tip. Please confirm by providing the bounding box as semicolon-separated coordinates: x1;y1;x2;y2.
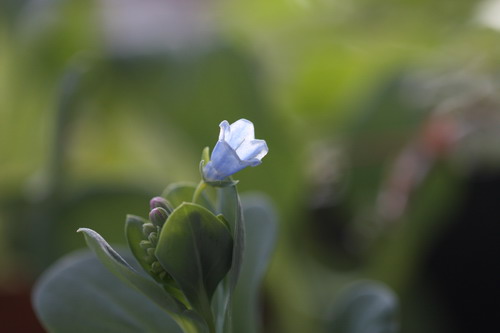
76;228;96;237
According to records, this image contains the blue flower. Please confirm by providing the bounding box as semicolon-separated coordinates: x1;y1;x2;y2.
203;119;268;182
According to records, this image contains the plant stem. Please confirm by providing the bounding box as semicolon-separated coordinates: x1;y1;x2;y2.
192;180;207;203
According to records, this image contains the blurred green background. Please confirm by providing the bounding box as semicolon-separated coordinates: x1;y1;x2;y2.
2;0;500;332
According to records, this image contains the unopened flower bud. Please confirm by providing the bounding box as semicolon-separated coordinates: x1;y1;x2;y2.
146;247;155;257
149;207;168;228
149;197;174;215
139;240;152;250
148;232;158;246
142;222;156;237
144;255;155;264
151;261;163;274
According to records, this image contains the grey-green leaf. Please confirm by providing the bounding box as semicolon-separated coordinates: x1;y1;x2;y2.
77;228;185;315
33;249;182;333
155;203;233;330
125;214;153;277
327;281;400;333
232;194;278;333
125;215;185;301
215;185;245;332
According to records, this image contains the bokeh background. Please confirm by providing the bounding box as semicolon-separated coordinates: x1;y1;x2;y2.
2;0;500;332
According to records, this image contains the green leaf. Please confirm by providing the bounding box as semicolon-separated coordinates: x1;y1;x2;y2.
232;194;278;333
162;182;215;212
327;281;399;333
77;228;185;315
155;203;233;332
124;214;153;277
125;215;187;303
33;249;182;333
215;185;245;332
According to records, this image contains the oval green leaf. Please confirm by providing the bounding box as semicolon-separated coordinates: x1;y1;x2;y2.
155;203;233;330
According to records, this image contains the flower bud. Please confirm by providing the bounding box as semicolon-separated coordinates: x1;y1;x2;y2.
139;240;152;250
151;261;164;274
149;207;169;228
149;196;174;215
144;254;156;264
146;247;155;257
148;232;158;246
142;222;157;237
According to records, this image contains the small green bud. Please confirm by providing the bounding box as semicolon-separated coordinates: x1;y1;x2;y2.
159;271;167;280
148;232;158;246
142;222;156;237
146;247;155;257
149;196;174;215
139;240;152;250
144;255;156;264
151;261;163;274
149;207;168;228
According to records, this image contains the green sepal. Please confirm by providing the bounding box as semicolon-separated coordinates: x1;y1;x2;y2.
155;203;234;332
204;176;240;188
201;146;210;165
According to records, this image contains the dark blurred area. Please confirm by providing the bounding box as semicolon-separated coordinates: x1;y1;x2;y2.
1;0;500;332
424;170;500;333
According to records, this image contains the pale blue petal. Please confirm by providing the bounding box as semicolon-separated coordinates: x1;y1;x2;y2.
204;141;248;181
203;119;268;181
226;119;255;149
245;158;262;167
235;139;268;161
218;120;231;141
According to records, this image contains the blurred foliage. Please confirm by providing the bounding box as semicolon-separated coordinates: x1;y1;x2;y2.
2;0;500;332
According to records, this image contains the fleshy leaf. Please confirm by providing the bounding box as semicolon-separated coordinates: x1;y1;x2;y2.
33;249;182;333
77;228;185;315
155;203;233;332
232;194;278;333
125;215;186;301
125;215;154;277
214;184;245;332
327;281;399;333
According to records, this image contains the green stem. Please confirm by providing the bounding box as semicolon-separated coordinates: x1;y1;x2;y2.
175;317;204;333
192;180;207;204
174;311;214;333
